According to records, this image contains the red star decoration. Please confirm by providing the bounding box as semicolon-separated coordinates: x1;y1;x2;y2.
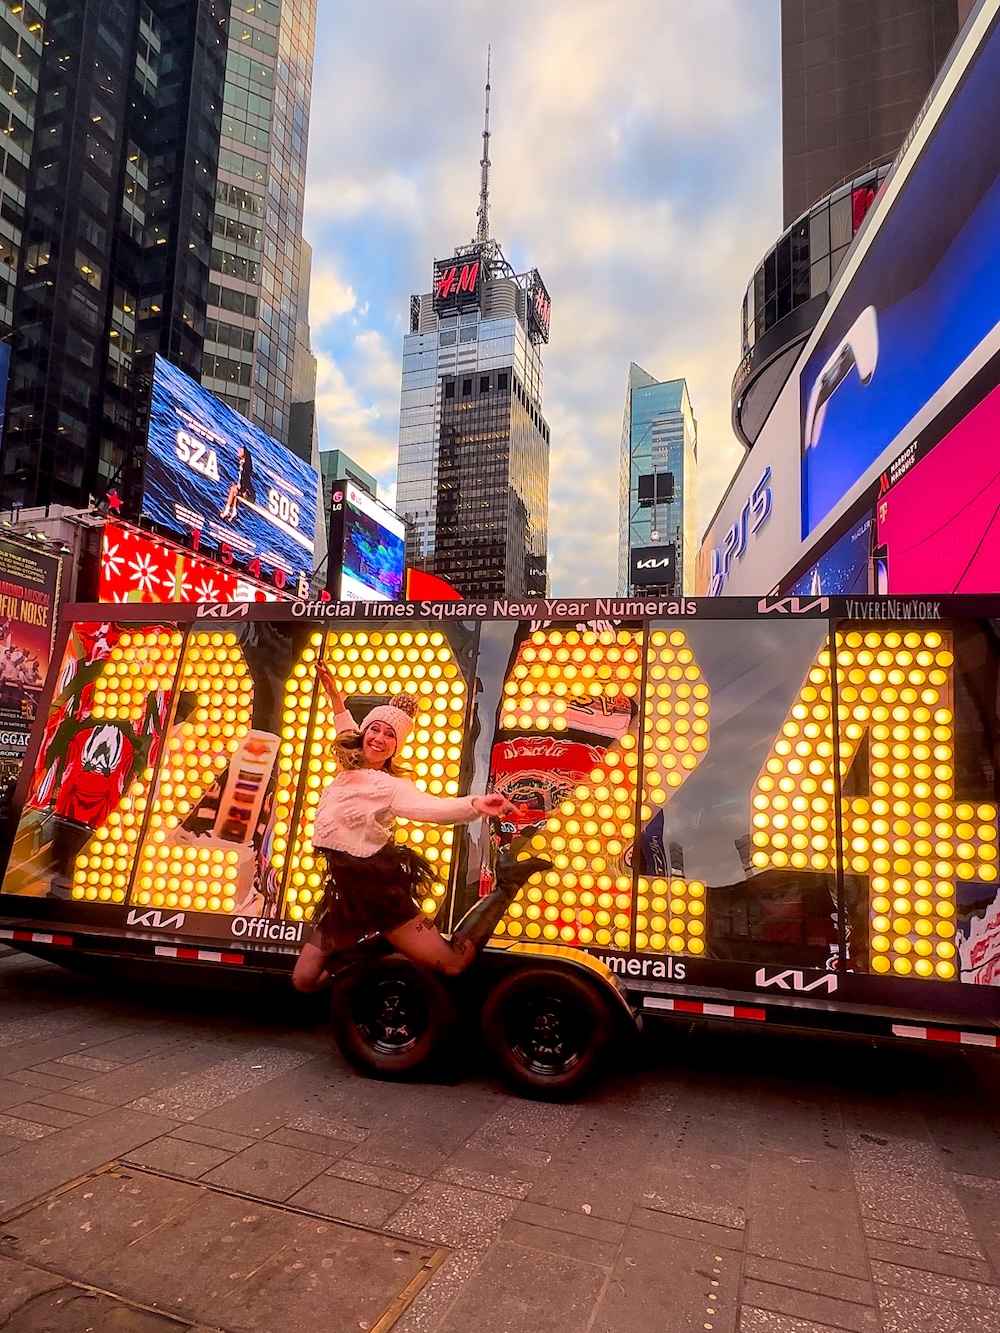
106;491;122;514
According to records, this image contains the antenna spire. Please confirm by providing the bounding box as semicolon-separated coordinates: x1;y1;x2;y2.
476;47;491;243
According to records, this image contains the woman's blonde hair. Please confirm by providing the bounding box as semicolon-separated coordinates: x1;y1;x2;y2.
331;726;409;777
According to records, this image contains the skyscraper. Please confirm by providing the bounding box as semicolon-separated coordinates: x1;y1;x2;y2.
781;0;970;226
0;0;316;512
395;67;551;600
618;366;697;597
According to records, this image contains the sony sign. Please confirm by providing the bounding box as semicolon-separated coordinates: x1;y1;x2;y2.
630;543;676;588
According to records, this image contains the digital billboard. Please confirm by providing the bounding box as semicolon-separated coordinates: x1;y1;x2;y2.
800;11;1000;537
787;511;873;597
327;481;405;602
99;522;281;604
141;356;318;583
0;538;60;760
876;377;1000;592
630;544;676;588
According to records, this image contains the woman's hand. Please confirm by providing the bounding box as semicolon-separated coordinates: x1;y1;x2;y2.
472;794;518;818
316;663;345;710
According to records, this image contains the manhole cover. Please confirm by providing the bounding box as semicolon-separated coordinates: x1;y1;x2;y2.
0;1163;447;1333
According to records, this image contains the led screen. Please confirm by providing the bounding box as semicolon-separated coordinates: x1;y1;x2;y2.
876;379;1000;592
800;13;1000;537
331;483;405;603
787;511;873;597
99;522;280;604
142;356;318;580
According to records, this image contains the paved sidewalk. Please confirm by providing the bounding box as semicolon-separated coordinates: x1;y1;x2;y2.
1;949;1000;1332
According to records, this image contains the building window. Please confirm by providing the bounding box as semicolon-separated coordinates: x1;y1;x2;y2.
497;372;508;390
461;378;472;397
480;375;490;394
444;380;455;399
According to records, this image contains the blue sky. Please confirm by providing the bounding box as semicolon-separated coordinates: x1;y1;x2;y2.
302;0;782;594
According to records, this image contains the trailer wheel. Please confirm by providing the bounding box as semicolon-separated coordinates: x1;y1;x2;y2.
330;953;456;1078
481;966;614;1100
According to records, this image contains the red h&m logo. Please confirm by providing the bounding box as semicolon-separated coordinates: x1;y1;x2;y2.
533;287;551;331
434;261;479;300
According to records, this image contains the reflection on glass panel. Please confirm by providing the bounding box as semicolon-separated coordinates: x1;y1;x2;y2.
638;620;838;968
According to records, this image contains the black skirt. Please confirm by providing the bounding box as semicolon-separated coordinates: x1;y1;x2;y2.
309;843;435;952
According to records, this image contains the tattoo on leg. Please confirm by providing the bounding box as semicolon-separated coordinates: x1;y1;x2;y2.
413;914;434;932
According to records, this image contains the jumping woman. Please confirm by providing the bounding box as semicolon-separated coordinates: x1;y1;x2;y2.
292;665;549;993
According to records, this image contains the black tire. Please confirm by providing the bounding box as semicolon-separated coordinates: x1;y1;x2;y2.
480;966;614;1100
330;953;457;1078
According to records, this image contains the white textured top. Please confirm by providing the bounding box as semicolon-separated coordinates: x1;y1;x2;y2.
311;709;481;858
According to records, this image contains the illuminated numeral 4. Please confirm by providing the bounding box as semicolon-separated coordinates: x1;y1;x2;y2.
635;629;710;955
751;629;999;981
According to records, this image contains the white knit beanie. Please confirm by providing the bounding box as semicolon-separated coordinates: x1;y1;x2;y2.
360;692;419;747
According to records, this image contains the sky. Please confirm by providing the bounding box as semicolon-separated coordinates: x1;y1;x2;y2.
302;0;783;596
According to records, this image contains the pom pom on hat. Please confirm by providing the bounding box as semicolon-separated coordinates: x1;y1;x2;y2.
360;691;419;747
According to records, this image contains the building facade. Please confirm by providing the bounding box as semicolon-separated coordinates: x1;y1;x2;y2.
395;76;551;600
781;0;969;227
0;0;315;514
618;366;697;597
701;0;1000;599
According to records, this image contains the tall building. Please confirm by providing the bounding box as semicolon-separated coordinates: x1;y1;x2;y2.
0;0;316;513
781;0;970;226
735;2;972;450
395;68;551;600
618;366;697;597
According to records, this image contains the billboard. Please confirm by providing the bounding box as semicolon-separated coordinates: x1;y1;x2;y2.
0;538;61;760
630;544;676;587
432;252;482;315
327;481;406;602
800;11;1000;538
99;522;281;604
141;356;318;584
875;377;1000;592
528;270;551;343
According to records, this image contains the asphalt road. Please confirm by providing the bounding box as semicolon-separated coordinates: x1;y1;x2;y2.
1;947;1000;1333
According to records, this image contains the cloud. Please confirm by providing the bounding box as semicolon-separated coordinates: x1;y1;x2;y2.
304;0;782;592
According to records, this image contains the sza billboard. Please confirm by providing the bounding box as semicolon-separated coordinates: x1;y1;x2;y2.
3;605;999;1000
141;357;318;584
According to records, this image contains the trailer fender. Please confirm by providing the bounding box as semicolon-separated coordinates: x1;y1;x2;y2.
489;941;641;1032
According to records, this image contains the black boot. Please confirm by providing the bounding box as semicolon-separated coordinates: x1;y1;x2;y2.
453;849;553;953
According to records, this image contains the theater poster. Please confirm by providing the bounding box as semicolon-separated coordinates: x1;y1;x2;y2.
0;538;61;760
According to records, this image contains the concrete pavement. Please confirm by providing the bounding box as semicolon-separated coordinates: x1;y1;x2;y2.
1;947;1000;1332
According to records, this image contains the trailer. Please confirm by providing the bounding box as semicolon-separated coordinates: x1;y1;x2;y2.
1;596;998;1098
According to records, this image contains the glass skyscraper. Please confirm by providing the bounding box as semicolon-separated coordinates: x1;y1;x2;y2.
395;75;551;600
0;0;316;512
618;366;697;596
